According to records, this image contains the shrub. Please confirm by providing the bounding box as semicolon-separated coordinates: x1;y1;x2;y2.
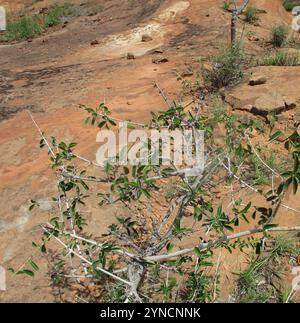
282;0;300;11
3;16;43;41
245;6;258;23
202;45;245;90
235;235;299;303
44;4;75;28
260;51;300;66
1;4;76;41
20;102;300;303
222;1;230;11
271;25;289;47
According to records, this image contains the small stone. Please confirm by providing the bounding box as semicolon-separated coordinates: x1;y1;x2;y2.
248;76;267;86
152;57;168;64
181;69;194;77
152;48;164;54
90;40;99;46
248;36;260;41
141;34;153;42
127;52;135;60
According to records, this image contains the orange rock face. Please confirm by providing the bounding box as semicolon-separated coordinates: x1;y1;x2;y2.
0;0;299;302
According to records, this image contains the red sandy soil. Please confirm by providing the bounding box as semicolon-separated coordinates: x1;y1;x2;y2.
0;0;299;302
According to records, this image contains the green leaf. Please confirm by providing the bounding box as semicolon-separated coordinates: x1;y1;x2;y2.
41;244;46;253
29;204;35;211
98;120;106;128
29;260;39;271
80;180;89;191
293;176;299;194
294;155;299;174
193;247;202;258
166;243;174;252
141;189;151;199
269;130;283;143
17;269;34;277
263;223;278;231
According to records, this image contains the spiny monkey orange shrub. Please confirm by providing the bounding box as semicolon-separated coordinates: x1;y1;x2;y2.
18;99;300;303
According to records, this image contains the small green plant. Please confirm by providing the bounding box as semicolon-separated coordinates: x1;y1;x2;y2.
4;16;44;41
260;51;300;66
282;0;300;11
1;3;76;41
157;277;177;302
44;4;75;28
271;25;289;47
222;1;230;11
245;6;258;23
202;45;245;90
235;235;299;303
249;155;270;186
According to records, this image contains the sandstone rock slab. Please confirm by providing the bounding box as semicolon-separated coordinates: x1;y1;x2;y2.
226;67;300;116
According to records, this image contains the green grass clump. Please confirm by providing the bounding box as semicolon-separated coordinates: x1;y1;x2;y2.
236;235;299;303
282;0;300;11
1;3;76;41
260;51;300;66
202;45;245;90
44;4;75;28
271;25;289;47
4;16;43;41
222;1;230;11
245;6;259;23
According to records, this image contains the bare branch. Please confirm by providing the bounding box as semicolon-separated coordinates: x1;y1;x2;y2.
145;226;300;262
41;225;132;286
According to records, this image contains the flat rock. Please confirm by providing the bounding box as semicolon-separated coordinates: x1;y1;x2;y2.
226;67;300;116
248;76;267;86
152;56;168;64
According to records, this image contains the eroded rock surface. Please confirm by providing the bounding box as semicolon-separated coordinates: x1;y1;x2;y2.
226;67;300;116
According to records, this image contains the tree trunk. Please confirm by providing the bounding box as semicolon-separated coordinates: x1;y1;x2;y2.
231;9;238;45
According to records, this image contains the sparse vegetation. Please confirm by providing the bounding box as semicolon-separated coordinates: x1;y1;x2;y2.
245;6;258;23
202;45;245;90
18;98;300;303
3;16;43;41
260;51;300;66
282;0;300;11
271;25;289;47
222;1;230;11
235;235;299;303
3;0;300;305
44;3;75;28
1;3;76;41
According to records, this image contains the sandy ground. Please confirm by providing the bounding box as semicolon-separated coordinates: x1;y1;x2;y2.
0;0;299;302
